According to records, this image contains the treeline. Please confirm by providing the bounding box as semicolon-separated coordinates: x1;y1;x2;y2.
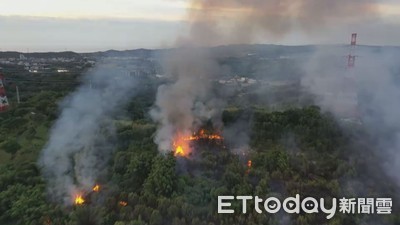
1;93;398;225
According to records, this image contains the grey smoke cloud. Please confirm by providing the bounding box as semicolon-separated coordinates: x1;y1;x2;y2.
151;0;387;154
301;45;400;187
301;46;356;117
356;48;400;187
182;0;381;46
39;61;137;204
150;49;224;152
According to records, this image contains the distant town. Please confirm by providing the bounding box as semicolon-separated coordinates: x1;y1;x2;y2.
0;53;94;74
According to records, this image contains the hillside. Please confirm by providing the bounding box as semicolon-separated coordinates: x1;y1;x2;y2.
0;76;399;225
0;45;400;225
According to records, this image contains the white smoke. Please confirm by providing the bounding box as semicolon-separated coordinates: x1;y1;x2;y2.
150;48;224;153
356;48;400;187
301;46;358;117
150;0;383;154
301;44;400;187
39;60;137;204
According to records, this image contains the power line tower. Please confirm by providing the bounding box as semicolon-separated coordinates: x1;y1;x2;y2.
347;33;357;69
0;73;10;112
345;33;361;121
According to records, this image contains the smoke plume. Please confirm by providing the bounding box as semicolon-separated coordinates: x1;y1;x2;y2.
151;0;381;153
352;48;400;187
39;61;137;204
150;49;224;152
301;45;400;188
182;0;380;46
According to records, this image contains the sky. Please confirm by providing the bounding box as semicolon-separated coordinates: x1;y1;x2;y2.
0;0;400;52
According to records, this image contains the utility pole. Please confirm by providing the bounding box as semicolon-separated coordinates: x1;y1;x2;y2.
16;85;20;104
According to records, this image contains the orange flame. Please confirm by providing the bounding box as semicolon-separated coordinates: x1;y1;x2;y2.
182;129;223;141
172;129;223;157
92;185;100;192
247;160;252;168
173;135;190;157
119;201;128;207
175;145;185;156
246;160;252;174
74;195;85;205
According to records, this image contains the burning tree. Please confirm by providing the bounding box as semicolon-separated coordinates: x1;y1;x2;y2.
172;129;223;157
74;195;85;205
73;184;101;206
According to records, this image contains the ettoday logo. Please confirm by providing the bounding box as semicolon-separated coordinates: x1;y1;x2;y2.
218;195;392;219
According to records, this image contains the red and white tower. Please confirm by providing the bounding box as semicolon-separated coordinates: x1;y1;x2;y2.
0;73;10;112
345;33;360;120
347;33;357;68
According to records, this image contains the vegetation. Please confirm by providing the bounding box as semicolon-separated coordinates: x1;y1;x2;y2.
0;68;399;225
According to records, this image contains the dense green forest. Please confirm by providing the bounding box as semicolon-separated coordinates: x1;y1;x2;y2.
0;70;399;225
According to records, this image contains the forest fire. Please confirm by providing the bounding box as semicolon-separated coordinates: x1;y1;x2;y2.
175;145;185;156
173;133;191;157
246;160;252;174
119;201;128;207
73;184;100;205
92;185;100;192
173;129;223;157
74;195;85;205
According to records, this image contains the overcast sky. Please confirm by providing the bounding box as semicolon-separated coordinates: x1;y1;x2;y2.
1;0;400;52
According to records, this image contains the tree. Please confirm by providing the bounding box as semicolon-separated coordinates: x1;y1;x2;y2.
1;139;21;157
143;154;177;197
149;210;162;225
69;207;104;225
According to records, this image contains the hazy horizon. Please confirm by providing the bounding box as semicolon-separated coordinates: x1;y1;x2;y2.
2;42;400;54
1;0;400;52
